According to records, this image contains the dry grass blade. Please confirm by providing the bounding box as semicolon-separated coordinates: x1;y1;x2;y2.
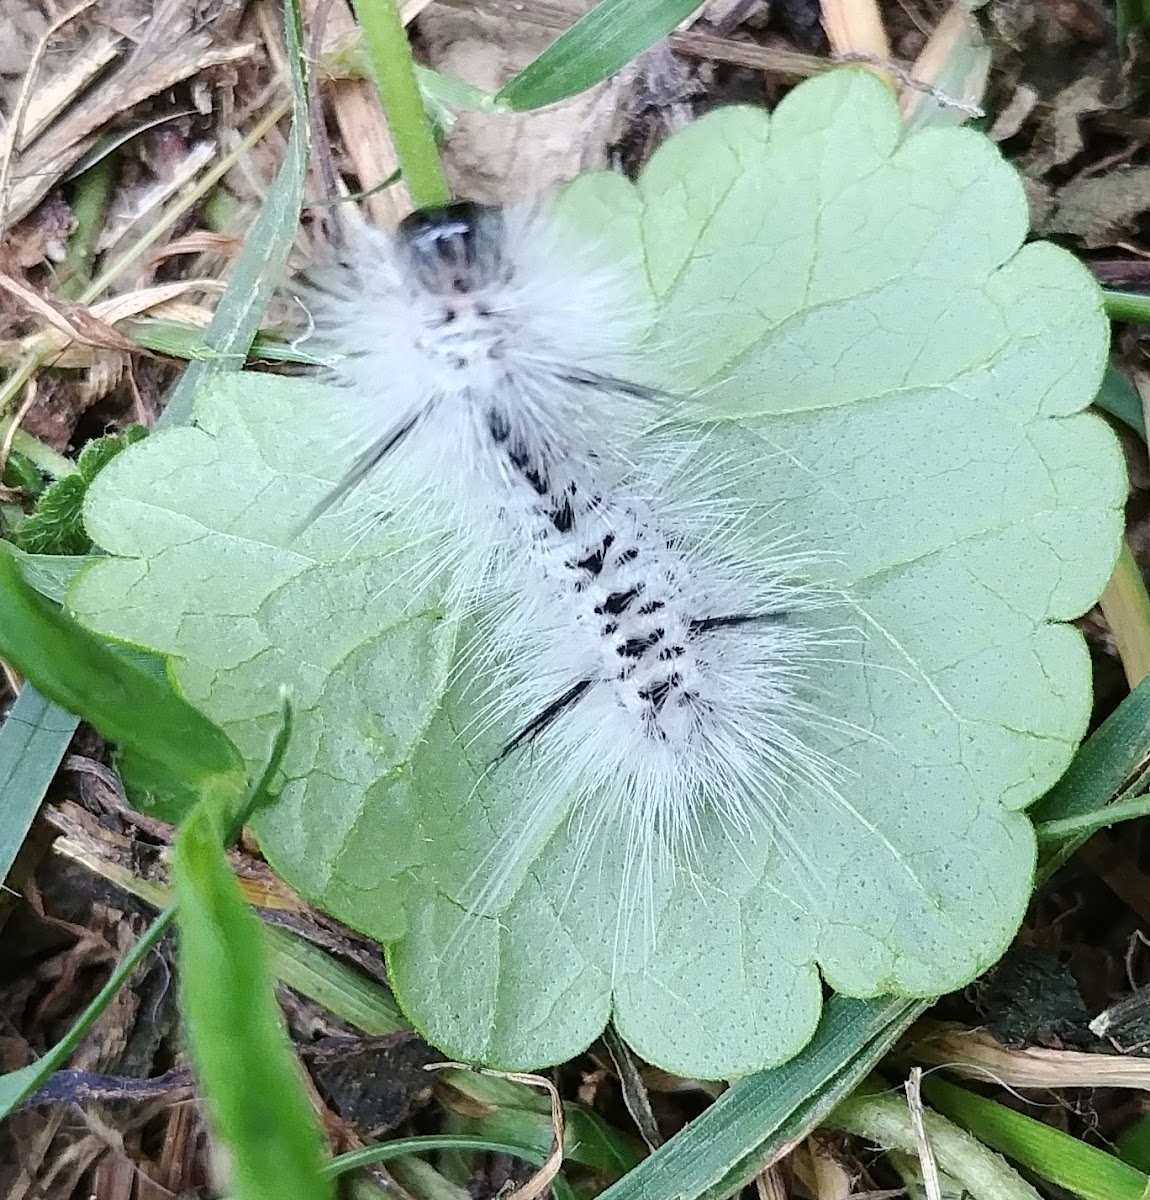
3;17;122;156
898;0;989;128
818;0;893;85
2;3;258;228
425;1063;565;1200
908;1021;1150;1091
905;1068;942;1200
0;0;102;227
602;1023;662;1151
0;282;223;370
0;275;136;351
753;1163;788;1200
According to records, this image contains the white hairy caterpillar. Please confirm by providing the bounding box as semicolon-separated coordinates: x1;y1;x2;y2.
301;200;840;958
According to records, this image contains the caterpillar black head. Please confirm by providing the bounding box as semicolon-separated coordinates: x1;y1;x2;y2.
396;201;509;296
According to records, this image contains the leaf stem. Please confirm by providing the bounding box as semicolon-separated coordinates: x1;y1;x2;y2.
1104;289;1150;324
1035;792;1150;842
348;0;450;210
1099;539;1150;689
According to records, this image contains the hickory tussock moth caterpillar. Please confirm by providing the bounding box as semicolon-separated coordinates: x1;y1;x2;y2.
300;199;839;960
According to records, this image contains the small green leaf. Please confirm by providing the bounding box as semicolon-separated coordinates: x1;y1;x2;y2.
14;426;147;556
175;805;332;1200
3;449;44;495
497;0;704;110
13;476;89;554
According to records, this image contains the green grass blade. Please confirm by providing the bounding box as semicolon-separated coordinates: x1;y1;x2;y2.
0;686;78;885
1094;363;1145;438
128;318;327;366
497;0;704;111
175;806;332;1200
1031;669;1150;879
595;996;927;1200
265;926;408;1035
923;1076;1150;1200
157;0;310;429
325;1136;577;1200
0;545;245;813
0;906;176;1118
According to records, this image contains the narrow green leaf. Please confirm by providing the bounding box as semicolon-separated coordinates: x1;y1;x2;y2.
1117;1113;1150;1173
458;1104;639;1176
156;0;310;428
923;1076;1150;1200
0;544;245;813
325;1136;577;1200
265;926;408;1035
128;318;328;366
1115;0;1150;60
175;806;332;1200
9;546;97;603
0;906;176;1118
60;153;118;297
1032;669;1150;879
1094;363;1145;438
594;996;927;1200
0;687;78;884
497;0;703;111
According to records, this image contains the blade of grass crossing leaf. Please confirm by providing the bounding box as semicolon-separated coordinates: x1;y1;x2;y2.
157;0;310;428
0;906;176;1118
497;0;705;111
595;996;927;1200
0;546;245;811
175;805;332;1200
128;318;329;366
922;1076;1150;1200
0;686;78;885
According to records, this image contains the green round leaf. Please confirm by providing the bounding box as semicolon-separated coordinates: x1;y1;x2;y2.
74;70;1125;1077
